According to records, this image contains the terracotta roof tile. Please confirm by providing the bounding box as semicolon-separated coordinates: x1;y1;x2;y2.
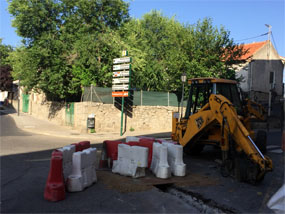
239;41;267;60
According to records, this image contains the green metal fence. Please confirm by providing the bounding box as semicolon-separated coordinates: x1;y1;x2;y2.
81;86;185;107
22;94;29;113
65;102;74;126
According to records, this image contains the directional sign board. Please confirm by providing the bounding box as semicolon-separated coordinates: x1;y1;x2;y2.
113;57;131;64
113;64;131;71
112;91;129;97
112;78;129;84
112;50;131;136
113;71;130;77
112;85;129;91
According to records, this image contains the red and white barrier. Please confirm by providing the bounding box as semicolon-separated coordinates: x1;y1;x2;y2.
150;143;171;179
72;141;90;152
57;145;76;181
102;137;186;179
112;144;148;178
103;140;123;167
44;150;65;202
67;148;97;192
162;142;186;176
44;141;94;200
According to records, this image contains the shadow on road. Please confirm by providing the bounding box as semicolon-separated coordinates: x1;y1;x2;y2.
1;126;283;213
1;113;32;137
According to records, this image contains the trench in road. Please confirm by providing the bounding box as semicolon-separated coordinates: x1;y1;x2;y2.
154;183;237;214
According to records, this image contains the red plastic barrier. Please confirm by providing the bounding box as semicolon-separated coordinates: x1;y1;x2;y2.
44;150;65;202
154;139;163;144
138;137;155;141
124;141;140;146
72;141;90;152
79;141;91;151
104;140;123;167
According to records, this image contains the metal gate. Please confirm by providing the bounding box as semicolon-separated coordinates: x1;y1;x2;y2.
22;94;29;113
65;102;74;126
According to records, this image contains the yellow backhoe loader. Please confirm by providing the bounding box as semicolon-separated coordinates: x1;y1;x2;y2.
172;78;272;184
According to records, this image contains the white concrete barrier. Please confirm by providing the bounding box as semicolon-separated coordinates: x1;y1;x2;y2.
126;136;140;142
112;144;148;178
150;143;171;179
159;139;178;144
162;142;186;176
267;184;285;214
57;145;76;181
67;148;97;192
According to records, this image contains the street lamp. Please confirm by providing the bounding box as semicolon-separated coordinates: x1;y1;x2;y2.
180;72;187;120
265;24;272;117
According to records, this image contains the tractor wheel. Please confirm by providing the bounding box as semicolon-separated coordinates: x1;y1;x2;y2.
255;130;267;154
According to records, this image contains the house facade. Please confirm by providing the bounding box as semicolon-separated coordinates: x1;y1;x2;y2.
235;40;284;103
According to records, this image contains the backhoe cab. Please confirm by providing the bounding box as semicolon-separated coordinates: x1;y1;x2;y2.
172;78;272;184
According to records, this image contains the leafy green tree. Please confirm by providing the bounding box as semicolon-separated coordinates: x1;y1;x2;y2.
8;46;39;93
8;0;61;46
189;18;246;80
0;39;13;91
71;29;126;88
0;65;13;91
8;0;129;100
8;1;245;100
121;12;246;92
121;11;191;91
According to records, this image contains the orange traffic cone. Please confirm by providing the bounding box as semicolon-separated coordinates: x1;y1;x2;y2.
44;150;65;202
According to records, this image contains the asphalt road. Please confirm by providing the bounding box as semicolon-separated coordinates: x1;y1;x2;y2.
1;111;284;213
0;113;199;213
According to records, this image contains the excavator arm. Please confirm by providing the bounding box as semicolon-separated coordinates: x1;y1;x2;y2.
175;94;272;183
244;98;266;121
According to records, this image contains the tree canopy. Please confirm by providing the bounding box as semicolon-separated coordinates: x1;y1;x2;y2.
120;12;246;92
0;39;13;91
7;1;245;101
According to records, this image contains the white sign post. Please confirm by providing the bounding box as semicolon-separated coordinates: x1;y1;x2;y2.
113;64;131;71
112;71;130;77
113;57;132;64
112;51;132;136
112;78;129;84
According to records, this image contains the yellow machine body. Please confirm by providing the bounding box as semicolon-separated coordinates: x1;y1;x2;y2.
172;78;272;183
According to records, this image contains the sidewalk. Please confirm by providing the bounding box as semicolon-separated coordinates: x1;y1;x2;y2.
4;107;171;142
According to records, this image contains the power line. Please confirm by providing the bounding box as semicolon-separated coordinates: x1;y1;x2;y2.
271;32;279;55
235;32;268;42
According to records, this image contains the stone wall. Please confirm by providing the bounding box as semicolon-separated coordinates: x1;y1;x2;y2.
11;92;66;126
13;92;178;133
74;102;177;133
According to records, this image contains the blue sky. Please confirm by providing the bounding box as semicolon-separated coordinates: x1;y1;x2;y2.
1;0;284;56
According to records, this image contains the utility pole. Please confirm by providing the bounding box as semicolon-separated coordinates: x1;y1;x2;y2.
17;79;20;116
265;24;272;117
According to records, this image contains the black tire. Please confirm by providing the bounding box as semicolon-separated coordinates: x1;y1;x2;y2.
255;130;267;154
